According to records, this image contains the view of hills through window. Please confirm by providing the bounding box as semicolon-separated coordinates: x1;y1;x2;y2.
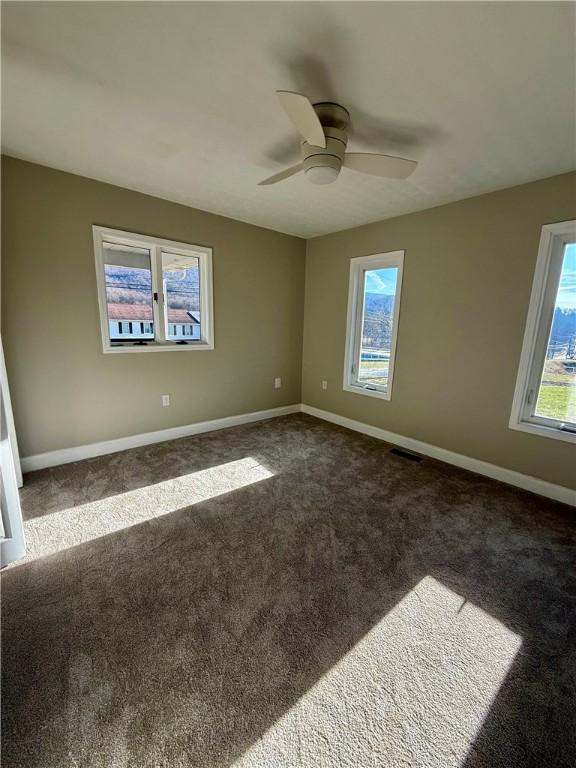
162;252;201;341
103;242;200;342
535;243;576;423
358;267;399;388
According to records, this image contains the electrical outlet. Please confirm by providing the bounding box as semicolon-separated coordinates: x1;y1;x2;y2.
274;377;282;389
161;394;170;407
322;380;328;390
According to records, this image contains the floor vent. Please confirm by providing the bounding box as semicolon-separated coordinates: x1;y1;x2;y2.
389;447;423;462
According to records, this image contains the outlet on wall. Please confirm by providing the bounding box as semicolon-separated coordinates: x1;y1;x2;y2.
161;394;170;407
322;380;328;390
274;377;282;389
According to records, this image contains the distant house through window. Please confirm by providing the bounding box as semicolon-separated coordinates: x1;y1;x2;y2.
510;220;576;442
343;251;404;400
93;227;213;353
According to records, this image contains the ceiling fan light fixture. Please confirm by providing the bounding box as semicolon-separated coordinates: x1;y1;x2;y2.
305;165;340;185
302;148;343;185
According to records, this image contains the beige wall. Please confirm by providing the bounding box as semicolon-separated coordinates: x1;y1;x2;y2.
3;157;575;489
1;157;305;457
303;172;576;490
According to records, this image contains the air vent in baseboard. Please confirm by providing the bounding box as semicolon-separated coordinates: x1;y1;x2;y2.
389;447;423;462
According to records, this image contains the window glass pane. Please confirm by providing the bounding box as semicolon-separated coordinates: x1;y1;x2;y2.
103;242;154;341
535;244;576;423
162;252;201;341
357;267;399;388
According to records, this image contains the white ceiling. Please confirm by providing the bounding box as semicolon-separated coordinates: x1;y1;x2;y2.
2;2;575;238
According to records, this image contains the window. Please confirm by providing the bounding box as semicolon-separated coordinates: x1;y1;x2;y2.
93;227;213;353
343;251;404;400
510;220;576;443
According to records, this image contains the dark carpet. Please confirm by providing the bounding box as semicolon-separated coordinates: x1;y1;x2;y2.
2;414;575;767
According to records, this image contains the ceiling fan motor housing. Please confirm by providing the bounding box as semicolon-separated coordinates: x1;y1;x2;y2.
302;103;350;184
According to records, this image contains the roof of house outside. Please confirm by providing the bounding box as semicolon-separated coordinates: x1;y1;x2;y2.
107;304;199;324
108;304;152;321
168;309;200;324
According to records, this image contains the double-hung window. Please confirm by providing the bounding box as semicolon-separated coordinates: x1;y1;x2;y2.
343;250;404;400
510;220;576;442
93;226;214;353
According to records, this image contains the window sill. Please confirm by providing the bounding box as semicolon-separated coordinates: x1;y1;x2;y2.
509;418;576;444
103;342;214;354
343;382;392;401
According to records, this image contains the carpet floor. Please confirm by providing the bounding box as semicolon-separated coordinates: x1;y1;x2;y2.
2;413;575;767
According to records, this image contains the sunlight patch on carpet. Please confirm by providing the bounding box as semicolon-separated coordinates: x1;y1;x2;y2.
234;576;522;768
19;457;273;563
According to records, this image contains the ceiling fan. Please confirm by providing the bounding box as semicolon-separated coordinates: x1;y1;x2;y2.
259;91;418;186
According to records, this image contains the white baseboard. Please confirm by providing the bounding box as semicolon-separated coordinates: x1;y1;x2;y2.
21;404;301;473
301;404;576;507
20;402;576;507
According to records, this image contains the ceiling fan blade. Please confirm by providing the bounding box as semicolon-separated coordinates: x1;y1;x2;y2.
258;163;303;186
344;153;417;179
276;91;326;148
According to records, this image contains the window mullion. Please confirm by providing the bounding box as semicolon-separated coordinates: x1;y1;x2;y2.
152;246;167;343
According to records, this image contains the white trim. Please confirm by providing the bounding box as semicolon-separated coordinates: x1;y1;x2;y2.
92;226;214;354
18;402;575;505
1;335;26;566
509;220;576;443
508;418;576;445
1;335;22;488
151;243;167;343
21;405;300;473
301;404;576;507
343;250;404;401
94;342;215;355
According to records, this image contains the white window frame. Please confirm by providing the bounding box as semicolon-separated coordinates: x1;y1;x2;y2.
343;250;404;401
509;220;576;444
93;226;214;354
